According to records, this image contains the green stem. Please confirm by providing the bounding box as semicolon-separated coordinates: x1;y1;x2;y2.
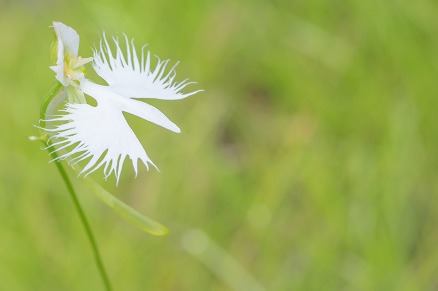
48;145;113;291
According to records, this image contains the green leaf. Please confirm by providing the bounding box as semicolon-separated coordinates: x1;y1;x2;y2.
83;177;169;236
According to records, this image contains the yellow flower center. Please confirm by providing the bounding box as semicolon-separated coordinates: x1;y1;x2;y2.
64;53;93;86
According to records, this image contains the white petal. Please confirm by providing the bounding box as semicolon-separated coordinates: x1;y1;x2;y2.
53;21;80;56
44;98;157;184
50;22;80;86
80;80;180;133
92;34;201;100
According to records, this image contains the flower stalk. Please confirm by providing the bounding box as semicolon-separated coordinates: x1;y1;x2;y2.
46;139;112;291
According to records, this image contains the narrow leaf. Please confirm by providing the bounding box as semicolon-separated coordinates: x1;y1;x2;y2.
83;177;169;236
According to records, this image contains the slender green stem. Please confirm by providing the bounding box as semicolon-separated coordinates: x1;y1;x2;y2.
48;145;113;291
39;82;112;290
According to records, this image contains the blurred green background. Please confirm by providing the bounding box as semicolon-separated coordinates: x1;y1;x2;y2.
1;0;438;290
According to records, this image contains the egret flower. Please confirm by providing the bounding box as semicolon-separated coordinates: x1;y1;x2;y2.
43;22;201;184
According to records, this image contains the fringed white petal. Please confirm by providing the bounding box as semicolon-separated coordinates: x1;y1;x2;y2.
44;97;157;184
80;80;180;133
50;22;80;86
92;34;202;100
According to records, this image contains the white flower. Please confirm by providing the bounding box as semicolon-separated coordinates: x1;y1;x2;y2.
43;22;201;184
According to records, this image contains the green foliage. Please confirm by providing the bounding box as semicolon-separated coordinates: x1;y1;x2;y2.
0;0;438;290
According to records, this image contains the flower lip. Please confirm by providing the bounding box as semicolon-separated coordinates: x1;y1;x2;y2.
80;79;181;133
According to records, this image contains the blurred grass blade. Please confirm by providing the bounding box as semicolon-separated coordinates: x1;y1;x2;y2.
182;229;265;291
83;177;169;236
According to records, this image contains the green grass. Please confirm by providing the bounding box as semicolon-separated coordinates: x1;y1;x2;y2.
1;0;438;290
